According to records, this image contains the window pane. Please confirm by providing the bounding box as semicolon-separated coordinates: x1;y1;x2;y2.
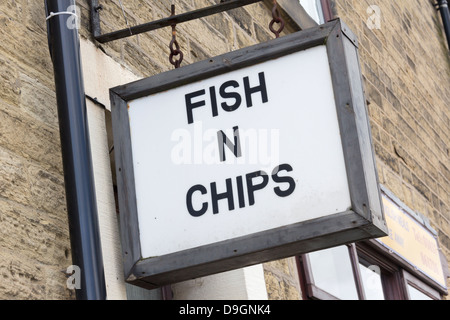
309;246;358;300
407;285;433;300
358;263;385;300
299;0;325;24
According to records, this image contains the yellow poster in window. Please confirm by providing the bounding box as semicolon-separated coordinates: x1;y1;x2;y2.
378;195;446;288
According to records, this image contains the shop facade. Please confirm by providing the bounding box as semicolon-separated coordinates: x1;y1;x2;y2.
0;0;448;300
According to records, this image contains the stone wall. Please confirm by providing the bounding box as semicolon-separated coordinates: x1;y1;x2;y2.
264;258;302;300
0;0;72;299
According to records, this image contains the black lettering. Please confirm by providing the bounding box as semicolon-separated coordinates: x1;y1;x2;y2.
246;171;269;206
209;86;218;118
186;89;206;124
236;175;245;209
244;72;268;108
211;179;235;214
220;80;242;112
186;184;208;217
272;164;296;197
217;126;242;162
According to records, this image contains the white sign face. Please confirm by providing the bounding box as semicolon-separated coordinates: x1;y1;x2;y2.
128;45;351;258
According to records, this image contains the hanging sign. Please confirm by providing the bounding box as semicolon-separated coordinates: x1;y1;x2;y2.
110;19;387;289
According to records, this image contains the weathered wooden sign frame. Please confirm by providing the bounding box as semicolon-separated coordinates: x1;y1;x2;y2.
110;19;387;289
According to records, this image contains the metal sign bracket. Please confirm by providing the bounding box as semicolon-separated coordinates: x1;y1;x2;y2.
89;0;264;44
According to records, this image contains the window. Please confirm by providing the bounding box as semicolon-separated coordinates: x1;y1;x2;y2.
307;245;359;300
358;262;384;300
299;0;325;24
403;270;440;300
407;285;433;301
299;0;334;24
298;241;444;300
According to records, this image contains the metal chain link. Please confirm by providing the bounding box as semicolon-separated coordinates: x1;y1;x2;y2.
269;0;285;38
169;4;184;69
